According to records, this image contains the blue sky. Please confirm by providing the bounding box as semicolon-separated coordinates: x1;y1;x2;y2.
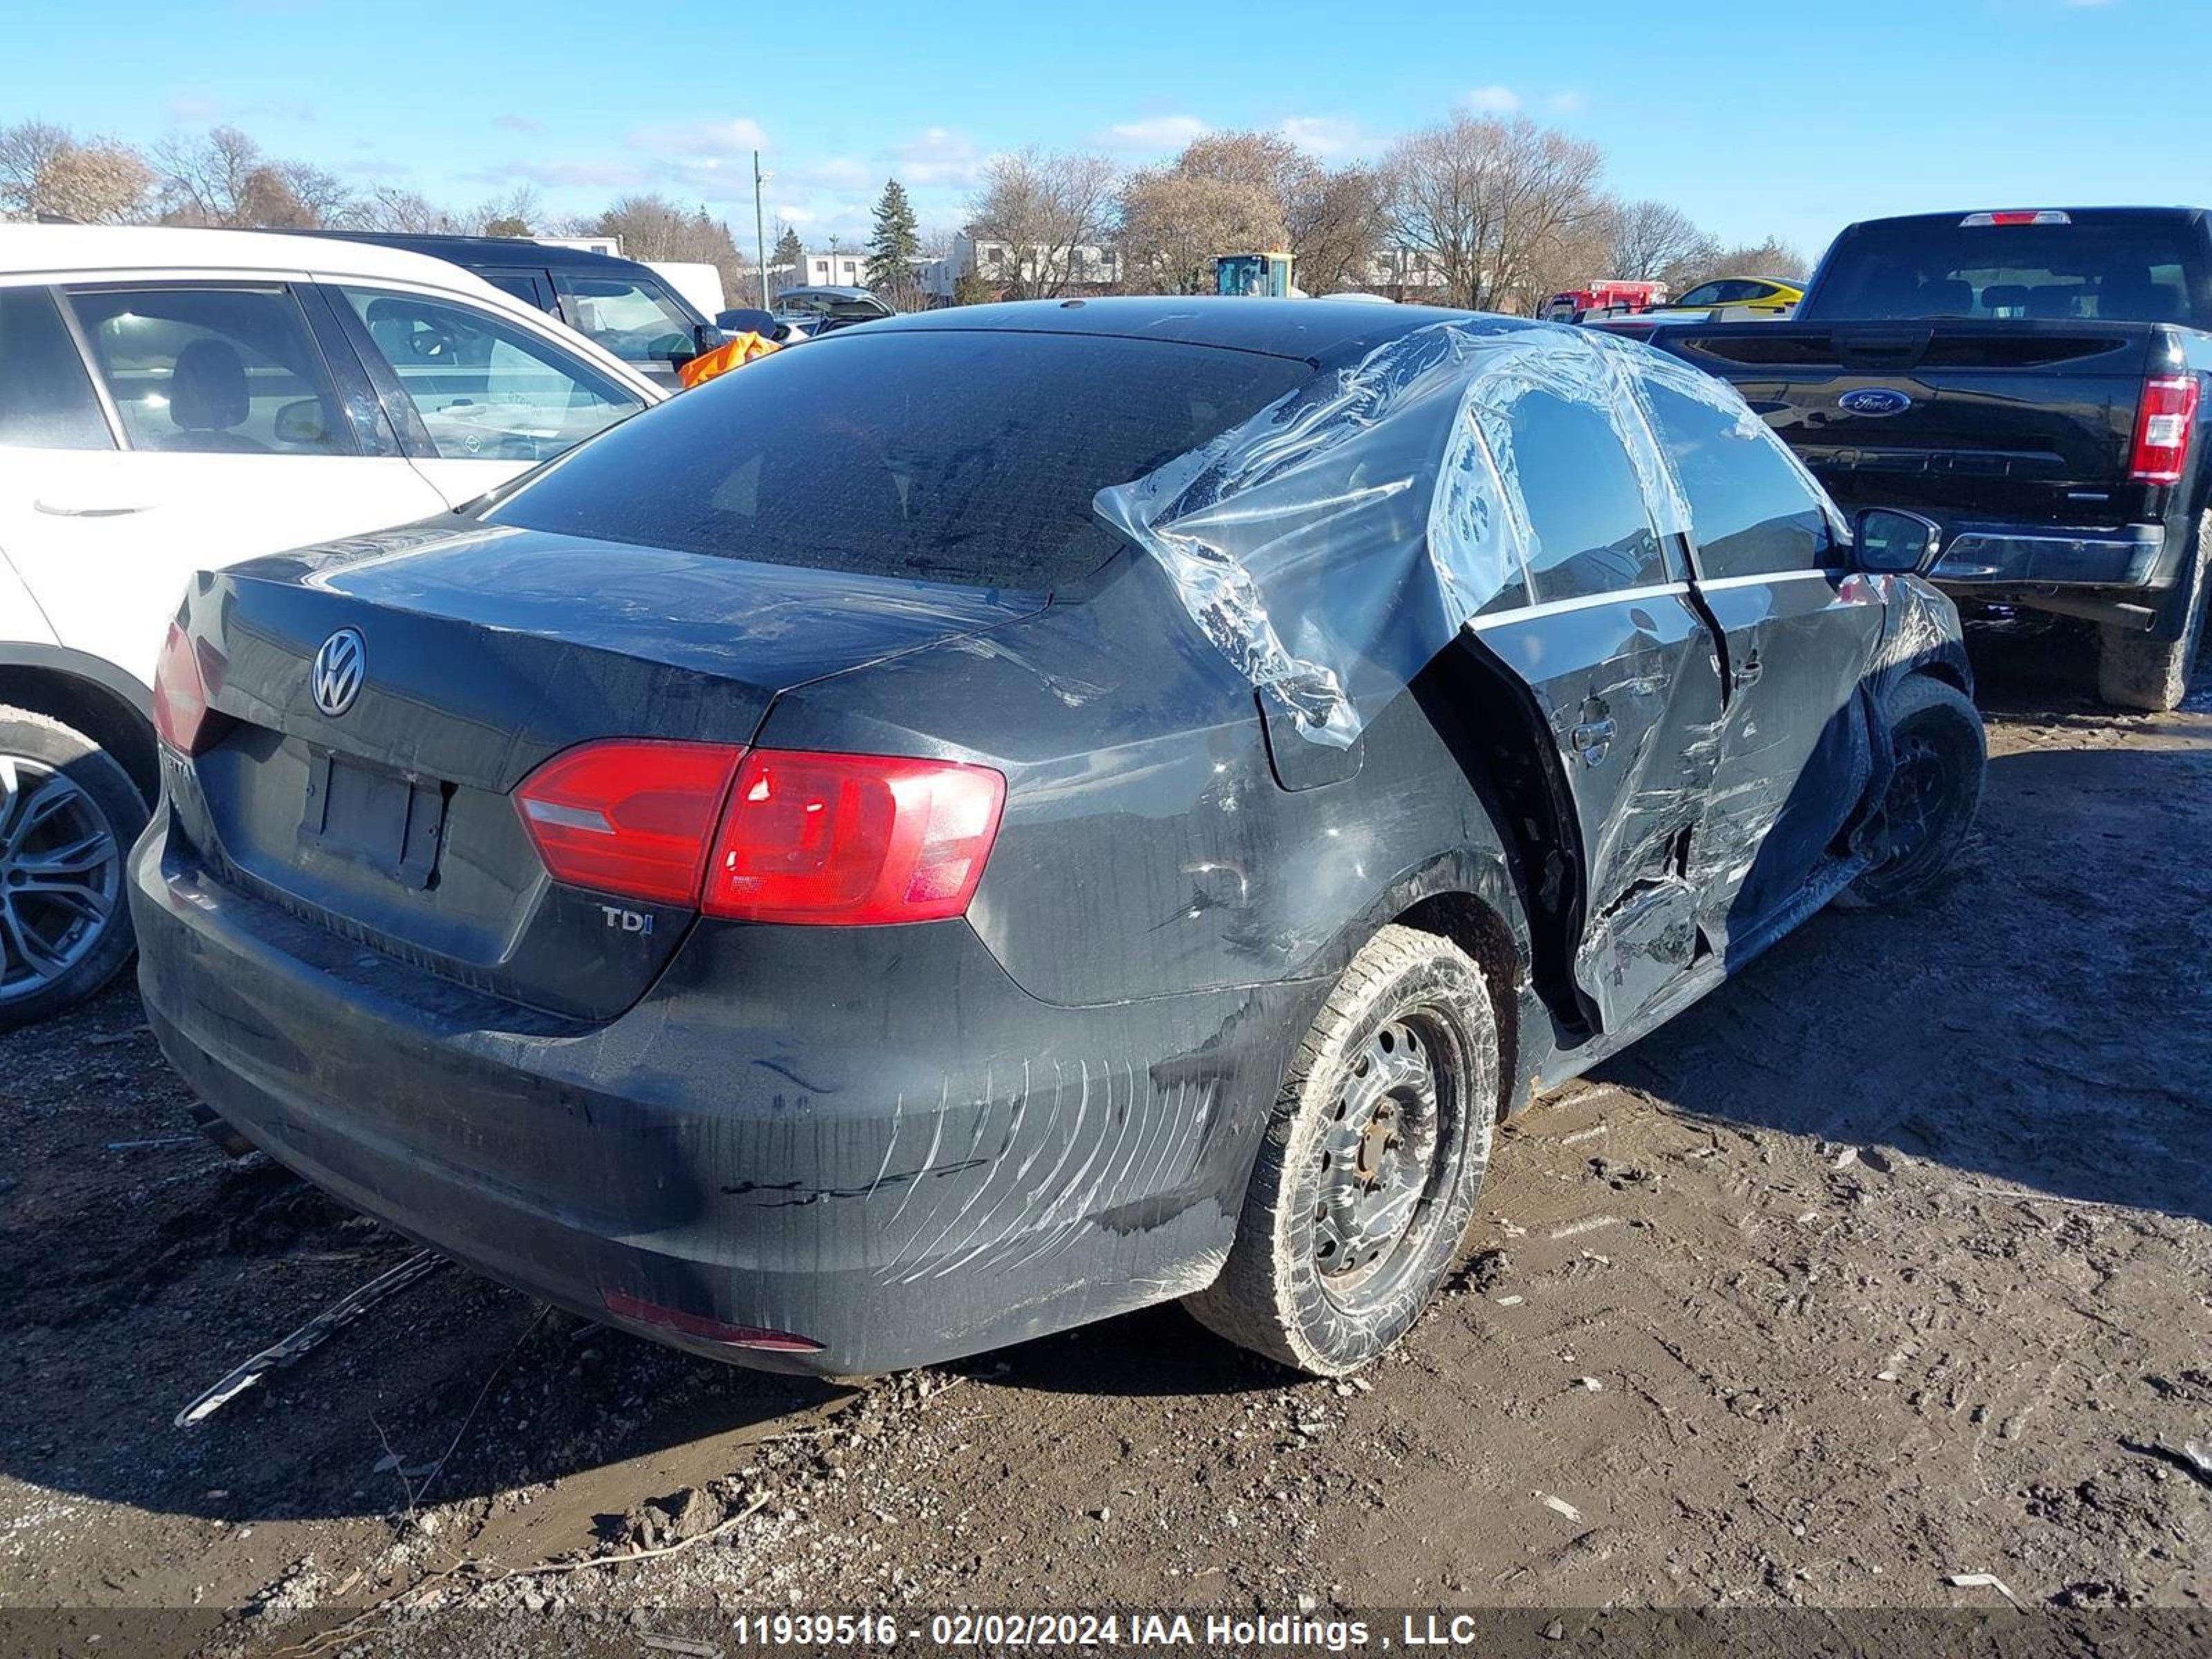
1;0;2195;263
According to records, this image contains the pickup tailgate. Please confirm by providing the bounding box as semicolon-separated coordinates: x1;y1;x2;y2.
1651;321;2161;523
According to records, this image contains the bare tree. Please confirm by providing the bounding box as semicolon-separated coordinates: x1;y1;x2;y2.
1607;198;1719;288
1291;165;1389;295
467;185;542;238
593;195;746;294
353;187;462;234
1381;114;1607;312
1698;236;1810;283
152;125;265;225
0;120;153;223
1118;169;1283;294
966;147;1121;300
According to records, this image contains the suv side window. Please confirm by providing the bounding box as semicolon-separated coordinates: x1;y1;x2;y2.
66;286;353;456
338;287;644;464
1484;388;1668;604
0;286;113;451
1637;377;1832;580
554;273;696;368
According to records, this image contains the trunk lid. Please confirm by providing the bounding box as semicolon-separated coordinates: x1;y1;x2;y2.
1652;321;2163;523
171;521;1041;1018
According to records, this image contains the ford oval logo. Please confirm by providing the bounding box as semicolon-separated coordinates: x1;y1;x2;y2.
1840;388;1913;418
311;628;366;718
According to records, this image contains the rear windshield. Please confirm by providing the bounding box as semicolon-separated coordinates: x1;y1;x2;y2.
485;330;1309;589
1805;218;2211;326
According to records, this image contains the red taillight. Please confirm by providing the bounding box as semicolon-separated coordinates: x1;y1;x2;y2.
703;749;1005;926
2130;375;2201;485
514;739;744;906
601;1289;822;1353
1960;209;2071;227
151;622;225;756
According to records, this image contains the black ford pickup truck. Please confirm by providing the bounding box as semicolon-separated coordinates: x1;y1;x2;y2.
1651;207;2212;709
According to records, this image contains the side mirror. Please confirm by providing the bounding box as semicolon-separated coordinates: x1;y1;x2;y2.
1853;507;1944;576
272;399;328;446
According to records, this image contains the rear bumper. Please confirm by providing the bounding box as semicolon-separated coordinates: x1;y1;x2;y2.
1931;521;2168;590
130;822;1312;1375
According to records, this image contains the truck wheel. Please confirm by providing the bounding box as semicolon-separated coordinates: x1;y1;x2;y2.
2096;511;2210;713
0;706;149;1031
1185;924;1497;1376
1849;675;1986;908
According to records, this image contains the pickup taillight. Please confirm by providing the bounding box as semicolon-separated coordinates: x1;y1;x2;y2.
2129;376;2200;485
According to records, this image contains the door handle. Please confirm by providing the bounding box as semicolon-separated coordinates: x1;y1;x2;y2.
33;498;158;518
1570;718;1617;765
1732;653;1764;688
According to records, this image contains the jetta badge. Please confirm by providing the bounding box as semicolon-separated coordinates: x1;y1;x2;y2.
311;628;366;718
1839;388;1913;418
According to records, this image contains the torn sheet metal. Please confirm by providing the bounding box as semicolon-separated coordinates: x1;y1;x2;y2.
1097;319;1706;749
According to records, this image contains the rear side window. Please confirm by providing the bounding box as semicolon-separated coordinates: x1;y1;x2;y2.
0;286;112;451
1807;218;2212;326
1637;378;1832;580
487;330;1310;590
67;286;353;456
1483;388;1667;604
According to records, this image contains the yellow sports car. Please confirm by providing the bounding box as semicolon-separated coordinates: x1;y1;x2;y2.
1590;274;1803;336
1666;274;1803;314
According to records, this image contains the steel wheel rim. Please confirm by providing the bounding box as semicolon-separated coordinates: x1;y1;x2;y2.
0;756;121;1002
1313;1015;1447;1293
1882;729;1952;871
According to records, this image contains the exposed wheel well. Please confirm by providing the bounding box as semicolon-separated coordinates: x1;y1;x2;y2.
1393;890;1520;1123
1911;659;1971;697
0;667;158;804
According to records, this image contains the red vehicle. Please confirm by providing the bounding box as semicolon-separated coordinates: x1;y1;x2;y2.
1539;279;1666;322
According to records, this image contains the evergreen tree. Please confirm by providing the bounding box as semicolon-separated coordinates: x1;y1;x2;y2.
771;223;803;292
864;178;921;292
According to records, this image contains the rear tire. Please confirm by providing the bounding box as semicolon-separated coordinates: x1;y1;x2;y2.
1848;675;1985;908
0;706;148;1031
2096;511;2210;713
1185;924;1497;1376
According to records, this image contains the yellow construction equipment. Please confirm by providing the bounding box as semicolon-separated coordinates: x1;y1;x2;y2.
1215;252;1295;299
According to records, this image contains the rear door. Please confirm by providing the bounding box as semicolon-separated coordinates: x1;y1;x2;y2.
1631;371;1886;954
1467;383;1727;1032
0;277;447;688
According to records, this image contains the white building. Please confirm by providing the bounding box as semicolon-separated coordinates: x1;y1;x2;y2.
950;234;1122;294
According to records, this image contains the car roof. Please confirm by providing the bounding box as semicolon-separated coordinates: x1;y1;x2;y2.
0;223;533;289
303;230;667;275
857;296;1515;364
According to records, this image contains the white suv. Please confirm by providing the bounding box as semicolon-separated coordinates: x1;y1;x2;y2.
0;225;664;1026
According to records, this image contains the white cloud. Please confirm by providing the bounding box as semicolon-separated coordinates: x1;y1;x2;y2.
1277;115;1371;159
1105;113;1211;151
1463;84;1521;113
888;126;986;189
626;116;771;157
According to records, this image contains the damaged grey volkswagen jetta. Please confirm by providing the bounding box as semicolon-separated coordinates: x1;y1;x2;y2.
129;299;1984;1378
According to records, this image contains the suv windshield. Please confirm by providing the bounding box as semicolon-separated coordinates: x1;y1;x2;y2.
486;329;1309;590
1806;218;2212;325
563;275;697;364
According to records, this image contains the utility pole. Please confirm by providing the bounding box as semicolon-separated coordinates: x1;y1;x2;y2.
752;150;772;308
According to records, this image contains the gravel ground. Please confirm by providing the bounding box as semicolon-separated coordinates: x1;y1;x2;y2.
1;635;2206;1655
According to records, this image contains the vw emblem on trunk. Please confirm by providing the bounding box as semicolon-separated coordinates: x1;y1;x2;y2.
311;628;366;718
1839;388;1913;418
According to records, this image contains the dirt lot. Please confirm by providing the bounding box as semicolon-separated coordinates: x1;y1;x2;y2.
2;635;2207;1651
